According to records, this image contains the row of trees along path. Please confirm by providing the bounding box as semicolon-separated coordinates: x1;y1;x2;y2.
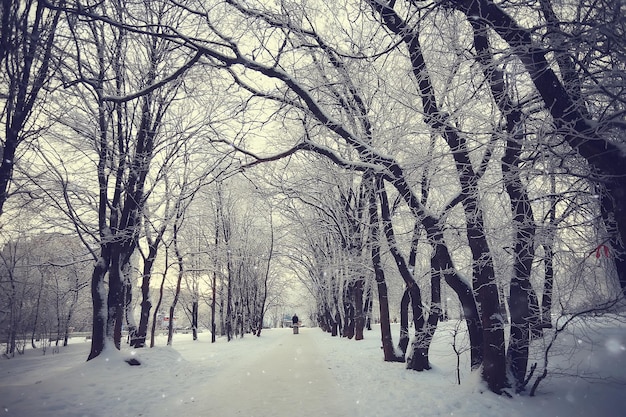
1;0;624;399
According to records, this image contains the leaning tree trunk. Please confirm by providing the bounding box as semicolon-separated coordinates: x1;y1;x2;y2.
168;214;185;346
406;258;443;371
367;1;505;391
471;20;541;391
398;288;411;355
367;172;403;362
377;176;432;369
399;221;423;356
504;171;540;391
133;224;165;348
453;0;626;298
255;216;274;337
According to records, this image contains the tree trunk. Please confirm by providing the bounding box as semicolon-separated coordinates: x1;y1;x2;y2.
541;243;555;327
364;287;373;331
541;181;557;328
133;243;158;348
212;205;220;342
353;278;365;340
123;263;137;346
327;309;338;336
600;188;626;296
225;273;233;341
211;273;217;343
168;212;185;346
334;310;342;337
398;287;410;355
31;274;44;350
400;221;423;355
405;284;429;371
407;269;442;371
367;1;504;389
454;0;626;297
87;255;109;361
150;264;167;349
192;300;199;341
471;20;539;391
367;172;403;362
256;214;274;337
107;253;124;350
133;278;151;348
343;282;355;339
377;176;431;368
5;261;18;357
63;279;80;347
219;291;225;337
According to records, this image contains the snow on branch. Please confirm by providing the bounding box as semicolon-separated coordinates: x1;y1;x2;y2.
213;138;384;175
102;52;203;103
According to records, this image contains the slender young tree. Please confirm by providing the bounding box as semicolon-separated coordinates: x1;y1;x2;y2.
377;176;442;370
366;171;403;362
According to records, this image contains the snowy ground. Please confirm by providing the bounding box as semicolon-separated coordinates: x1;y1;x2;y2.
1;321;625;417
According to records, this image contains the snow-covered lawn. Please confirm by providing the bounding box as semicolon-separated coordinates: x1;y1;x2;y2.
1;321;624;416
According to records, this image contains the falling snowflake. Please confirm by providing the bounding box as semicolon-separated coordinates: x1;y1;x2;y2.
605;338;625;354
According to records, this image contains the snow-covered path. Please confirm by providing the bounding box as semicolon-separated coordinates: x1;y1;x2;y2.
2;323;625;417
162;328;353;417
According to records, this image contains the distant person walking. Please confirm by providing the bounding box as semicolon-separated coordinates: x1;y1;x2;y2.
292;314;299;334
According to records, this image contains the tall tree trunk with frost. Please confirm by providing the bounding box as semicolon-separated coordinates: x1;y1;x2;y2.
368;1;505;390
453;0;626;299
366;172;403;362
471;20;540;391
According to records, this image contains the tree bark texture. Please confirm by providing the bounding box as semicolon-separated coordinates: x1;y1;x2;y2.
87;255;109;361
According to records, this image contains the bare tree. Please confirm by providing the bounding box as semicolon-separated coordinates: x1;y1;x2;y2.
47;0;624;395
451;0;626;297
0;0;61;217
0;232;90;355
48;0;201;360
